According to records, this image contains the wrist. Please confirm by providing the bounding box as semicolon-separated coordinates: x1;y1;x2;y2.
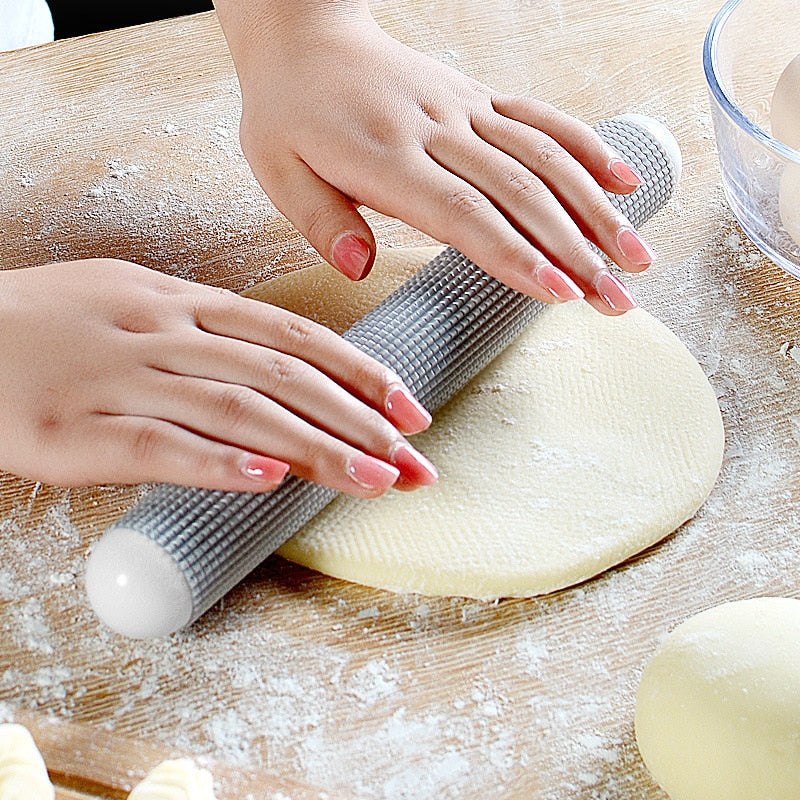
214;0;374;66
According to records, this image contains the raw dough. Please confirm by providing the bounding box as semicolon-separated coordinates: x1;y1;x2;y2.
128;758;216;800
0;723;54;800
246;247;724;599
635;597;800;800
771;53;800;150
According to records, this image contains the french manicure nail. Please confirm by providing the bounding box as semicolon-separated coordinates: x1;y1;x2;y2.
593;271;637;312
347;453;400;491
391;442;439;486
609;158;645;188
332;232;372;280
617;227;656;268
386;386;432;434
241;454;290;486
536;264;585;302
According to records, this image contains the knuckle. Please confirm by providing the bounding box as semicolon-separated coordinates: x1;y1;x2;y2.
262;355;300;395
214;385;257;425
35;406;64;438
292;428;331;479
192;287;238;325
187;448;219;483
130;422;164;464
497;235;539;268
504;169;545;205
585;191;617;224
303;202;337;250
445;187;489;225
529;139;564;173
280;314;315;347
564;236;593;267
351;358;395;402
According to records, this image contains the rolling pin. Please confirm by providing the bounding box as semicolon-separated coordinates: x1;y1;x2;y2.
85;114;682;638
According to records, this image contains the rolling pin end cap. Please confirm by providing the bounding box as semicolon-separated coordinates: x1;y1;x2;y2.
85;527;193;639
615;113;683;182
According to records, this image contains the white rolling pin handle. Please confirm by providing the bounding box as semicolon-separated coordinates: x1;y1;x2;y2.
85;115;681;638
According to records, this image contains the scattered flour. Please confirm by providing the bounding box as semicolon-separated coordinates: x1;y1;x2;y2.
1;11;800;799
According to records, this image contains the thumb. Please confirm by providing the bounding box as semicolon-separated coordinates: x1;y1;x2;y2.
264;157;377;281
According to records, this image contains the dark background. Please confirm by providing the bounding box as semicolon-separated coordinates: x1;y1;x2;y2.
48;0;214;38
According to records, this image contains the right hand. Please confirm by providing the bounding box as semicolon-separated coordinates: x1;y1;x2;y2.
215;0;655;315
0;259;437;497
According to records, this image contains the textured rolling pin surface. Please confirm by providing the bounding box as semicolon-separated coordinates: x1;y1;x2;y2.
94;115;680;633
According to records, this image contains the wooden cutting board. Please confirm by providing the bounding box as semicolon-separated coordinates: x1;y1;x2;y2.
1;1;800;798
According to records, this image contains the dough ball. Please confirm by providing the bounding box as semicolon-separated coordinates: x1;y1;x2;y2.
128;757;216;800
635;597;800;800
779;163;800;247
771;53;800;150
0;723;54;800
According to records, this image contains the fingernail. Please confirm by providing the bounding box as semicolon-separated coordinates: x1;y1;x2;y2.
536;264;585;302
609;158;645;188
332;232;372;280
385;386;432;434
241;454;290;486
617;227;656;268
347;453;400;491
593;271;637;312
391;442;438;486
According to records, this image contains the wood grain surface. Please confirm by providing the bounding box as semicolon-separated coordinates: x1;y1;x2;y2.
1;1;799;798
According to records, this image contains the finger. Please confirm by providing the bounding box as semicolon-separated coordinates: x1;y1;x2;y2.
491;95;646;194
150;339;408;456
470;111;656;274
353;149;584;304
257;153;377;281
117;371;437;496
427;124;620;295
71;415;290;493
190;292;432;434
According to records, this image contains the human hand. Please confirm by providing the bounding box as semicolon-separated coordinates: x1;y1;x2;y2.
214;0;656;315
0;260;436;496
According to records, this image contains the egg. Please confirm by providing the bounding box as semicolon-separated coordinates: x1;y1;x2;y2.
773;54;800;246
771;52;800;150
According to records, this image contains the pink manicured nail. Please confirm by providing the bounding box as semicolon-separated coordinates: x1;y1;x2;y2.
593;271;637;312
385;386;432;434
241;454;290;486
609;158;645;188
391;442;438;486
332;233;372;280
347;453;400;491
536;264;585;302
617;227;656;268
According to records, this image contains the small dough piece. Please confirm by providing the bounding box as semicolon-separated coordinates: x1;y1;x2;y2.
250;247;724;599
128;758;216;800
635;597;800;800
0;723;55;800
771;53;800;150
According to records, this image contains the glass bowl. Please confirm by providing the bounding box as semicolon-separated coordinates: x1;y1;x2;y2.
703;0;800;277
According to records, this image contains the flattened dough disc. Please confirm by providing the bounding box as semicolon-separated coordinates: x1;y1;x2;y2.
245;248;725;599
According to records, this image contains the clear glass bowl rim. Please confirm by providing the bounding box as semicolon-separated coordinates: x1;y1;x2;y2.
703;0;800;164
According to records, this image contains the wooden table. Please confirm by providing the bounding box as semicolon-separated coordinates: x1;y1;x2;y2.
1;1;799;797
